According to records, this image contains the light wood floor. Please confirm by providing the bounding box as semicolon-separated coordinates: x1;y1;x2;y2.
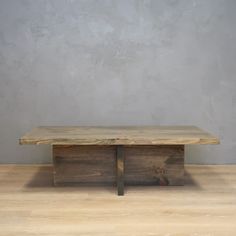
0;165;236;236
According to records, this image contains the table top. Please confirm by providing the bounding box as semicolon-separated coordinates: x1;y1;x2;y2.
19;126;219;145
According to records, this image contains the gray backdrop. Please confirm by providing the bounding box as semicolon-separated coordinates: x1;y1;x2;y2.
0;0;235;164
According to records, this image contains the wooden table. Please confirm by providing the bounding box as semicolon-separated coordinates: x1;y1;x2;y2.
20;126;219;195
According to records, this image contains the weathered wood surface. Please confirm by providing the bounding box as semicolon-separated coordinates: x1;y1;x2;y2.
1;165;236;236
124;145;184;186
20;126;219;145
53;145;116;185
53;145;184;187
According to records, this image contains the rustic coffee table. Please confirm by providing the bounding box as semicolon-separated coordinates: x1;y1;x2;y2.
20;126;219;195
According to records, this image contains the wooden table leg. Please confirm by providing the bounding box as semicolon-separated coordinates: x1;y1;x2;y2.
116;145;124;196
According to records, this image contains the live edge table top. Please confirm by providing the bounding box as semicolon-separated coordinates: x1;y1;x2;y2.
19;126;219;145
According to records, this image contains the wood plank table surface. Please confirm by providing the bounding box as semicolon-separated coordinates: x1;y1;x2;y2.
20;126;219;145
20;126;219;195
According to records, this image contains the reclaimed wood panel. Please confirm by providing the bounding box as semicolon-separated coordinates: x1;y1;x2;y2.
53;145;116;185
53;145;184;186
19;126;219;145
124;145;184;186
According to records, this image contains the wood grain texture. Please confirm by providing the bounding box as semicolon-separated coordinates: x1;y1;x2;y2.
53;145;116;185
0;165;236;236
124;145;184;186
53;145;184;187
19;126;219;145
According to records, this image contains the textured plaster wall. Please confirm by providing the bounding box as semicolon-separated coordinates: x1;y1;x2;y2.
0;0;235;164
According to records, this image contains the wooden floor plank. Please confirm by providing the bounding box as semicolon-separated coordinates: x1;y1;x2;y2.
0;165;236;235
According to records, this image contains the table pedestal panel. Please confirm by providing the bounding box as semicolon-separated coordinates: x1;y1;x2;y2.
53;145;184;195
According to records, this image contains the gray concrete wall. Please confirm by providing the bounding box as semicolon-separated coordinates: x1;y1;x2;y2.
0;0;235;164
